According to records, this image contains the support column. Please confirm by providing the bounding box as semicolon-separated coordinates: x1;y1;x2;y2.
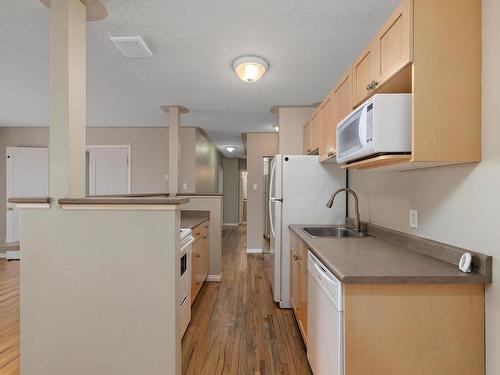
49;0;87;198
161;105;189;196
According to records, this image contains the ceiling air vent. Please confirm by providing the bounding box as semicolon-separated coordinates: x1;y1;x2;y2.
110;36;152;58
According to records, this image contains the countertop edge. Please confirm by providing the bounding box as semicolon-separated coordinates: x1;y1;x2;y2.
58;197;189;205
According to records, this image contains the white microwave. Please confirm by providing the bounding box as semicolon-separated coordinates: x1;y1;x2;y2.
336;94;412;164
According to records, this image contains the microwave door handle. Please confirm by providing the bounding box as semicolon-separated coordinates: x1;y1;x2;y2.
359;106;368;146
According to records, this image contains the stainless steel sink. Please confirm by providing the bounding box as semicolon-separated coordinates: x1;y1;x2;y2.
302;226;373;238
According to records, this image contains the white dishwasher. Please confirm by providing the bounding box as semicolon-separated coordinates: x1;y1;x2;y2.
307;250;343;375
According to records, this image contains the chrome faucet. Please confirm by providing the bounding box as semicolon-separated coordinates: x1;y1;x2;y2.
326;188;361;232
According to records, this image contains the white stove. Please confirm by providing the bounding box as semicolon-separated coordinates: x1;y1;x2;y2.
179;228;194;337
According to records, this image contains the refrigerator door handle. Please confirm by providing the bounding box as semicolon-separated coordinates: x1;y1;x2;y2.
269;158;276;199
269;199;275;238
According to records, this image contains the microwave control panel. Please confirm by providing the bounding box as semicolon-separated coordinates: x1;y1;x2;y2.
366;103;374;143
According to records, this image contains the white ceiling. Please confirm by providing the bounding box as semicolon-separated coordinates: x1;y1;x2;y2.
0;0;400;158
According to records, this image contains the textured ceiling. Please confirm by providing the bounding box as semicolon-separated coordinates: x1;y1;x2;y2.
0;0;400;157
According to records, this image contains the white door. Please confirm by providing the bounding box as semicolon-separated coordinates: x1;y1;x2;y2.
6;147;49;243
87;146;130;195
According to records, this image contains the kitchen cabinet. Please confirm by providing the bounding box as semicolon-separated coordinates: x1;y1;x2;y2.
372;0;412;85
303;114;320;155
303;122;312;154
290;230;308;344
191;220;209;303
311;0;481;170
352;45;375;107
318;95;335;161
310;113;320;154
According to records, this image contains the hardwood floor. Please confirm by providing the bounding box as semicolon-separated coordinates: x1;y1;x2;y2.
0;258;20;374
0;225;310;375
182;225;311;375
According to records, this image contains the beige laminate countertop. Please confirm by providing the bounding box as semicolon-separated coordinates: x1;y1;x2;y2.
290;224;491;284
181;210;210;229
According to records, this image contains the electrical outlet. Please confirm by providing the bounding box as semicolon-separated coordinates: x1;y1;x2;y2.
409;210;418;229
164;174;169;182
253;183;258;191
182;183;188;191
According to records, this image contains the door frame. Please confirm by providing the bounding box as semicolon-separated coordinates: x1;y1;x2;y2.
86;145;132;195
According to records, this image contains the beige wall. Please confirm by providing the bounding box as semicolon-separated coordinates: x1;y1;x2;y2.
349;1;499;373
278;107;314;155
222;157;239;224
1;126;221;244
195;131;223;193
246;133;278;251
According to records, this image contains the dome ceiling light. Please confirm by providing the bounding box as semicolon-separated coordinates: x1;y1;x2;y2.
225;146;237;153
232;56;269;83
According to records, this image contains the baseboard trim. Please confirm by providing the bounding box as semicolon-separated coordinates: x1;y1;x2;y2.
6;250;20;260
206;273;222;282
223;223;239;226
246;248;263;254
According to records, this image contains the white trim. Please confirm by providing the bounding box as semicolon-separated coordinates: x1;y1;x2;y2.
223;223;239;226
13;203;50;210
0;253;6;259
86;145;132;194
206;273;222;282
246;248;263;254
60;204;180;211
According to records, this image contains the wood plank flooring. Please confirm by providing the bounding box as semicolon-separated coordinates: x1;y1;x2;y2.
0;225;310;374
0;258;20;374
182;225;311;374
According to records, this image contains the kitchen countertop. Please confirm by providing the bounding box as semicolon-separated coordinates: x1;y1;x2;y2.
290;224;492;284
181;210;210;229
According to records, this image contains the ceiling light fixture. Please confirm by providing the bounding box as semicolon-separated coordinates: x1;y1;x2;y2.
232;56;269;83
225;146;237;153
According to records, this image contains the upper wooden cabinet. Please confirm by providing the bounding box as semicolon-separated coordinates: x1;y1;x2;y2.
303;122;312;154
318;95;335;161
308;0;481;170
352;45;376;106
373;0;413;85
303;114;320;155
352;0;412;107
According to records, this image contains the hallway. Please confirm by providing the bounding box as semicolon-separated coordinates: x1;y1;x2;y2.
182;225;311;374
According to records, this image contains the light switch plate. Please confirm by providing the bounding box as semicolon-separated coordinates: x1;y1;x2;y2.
253;183;258;191
409;209;418;229
182;183;188;191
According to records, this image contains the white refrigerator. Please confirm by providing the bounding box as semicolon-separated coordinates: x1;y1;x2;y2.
268;155;345;308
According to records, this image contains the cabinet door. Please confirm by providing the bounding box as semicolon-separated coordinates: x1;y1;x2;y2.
298;261;308;341
352;45;375;106
373;0;412;85
311;113;320;153
333;70;353;129
319;95;335;160
290;251;300;313
303;122;312;154
201;236;209;281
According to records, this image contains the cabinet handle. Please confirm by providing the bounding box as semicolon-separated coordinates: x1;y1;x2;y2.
195;232;201;235
327;151;335;157
195;254;200;258
293;255;298;261
373;81;379;88
366;83;373;90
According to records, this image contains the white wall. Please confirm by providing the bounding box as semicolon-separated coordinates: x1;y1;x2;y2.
278;107;314;155
246;133;278;251
349;1;499;372
0;126;222;244
222;157;240;224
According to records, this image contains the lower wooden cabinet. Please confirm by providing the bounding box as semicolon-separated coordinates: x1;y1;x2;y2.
191;221;209;303
290;231;308;344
